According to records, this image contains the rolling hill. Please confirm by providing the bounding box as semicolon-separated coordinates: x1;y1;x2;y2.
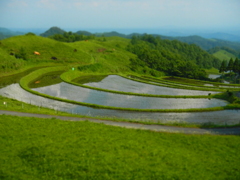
0;32;224;79
0;33;136;74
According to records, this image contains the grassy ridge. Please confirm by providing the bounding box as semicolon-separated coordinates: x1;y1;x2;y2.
0;115;239;179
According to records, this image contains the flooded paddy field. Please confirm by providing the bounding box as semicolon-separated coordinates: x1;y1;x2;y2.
0;71;239;126
83;75;219;95
32;82;227;109
0;83;239;125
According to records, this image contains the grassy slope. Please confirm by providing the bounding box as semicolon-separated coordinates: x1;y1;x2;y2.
213;50;236;61
0;35;136;74
67;37;136;73
0;115;239;180
0;34;91;63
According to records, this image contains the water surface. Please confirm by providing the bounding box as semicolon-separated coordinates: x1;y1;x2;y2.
84;75;219;95
32;82;227;109
0;83;238;125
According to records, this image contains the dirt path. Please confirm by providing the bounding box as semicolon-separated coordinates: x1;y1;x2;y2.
0;110;239;135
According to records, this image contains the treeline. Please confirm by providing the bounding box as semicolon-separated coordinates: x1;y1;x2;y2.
127;34;221;79
219;57;240;74
49;31;95;42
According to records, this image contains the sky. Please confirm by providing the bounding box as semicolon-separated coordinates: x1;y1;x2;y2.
0;0;240;32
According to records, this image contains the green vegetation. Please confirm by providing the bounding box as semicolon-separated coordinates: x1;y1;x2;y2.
219;57;240;83
208;46;240;60
0;115;240;179
49;31;96;42
40;26;66;37
127;34;221;79
204;67;220;75
160;35;240;51
213;50;236;61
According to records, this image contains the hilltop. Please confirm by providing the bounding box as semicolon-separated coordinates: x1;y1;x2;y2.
40;27;66;37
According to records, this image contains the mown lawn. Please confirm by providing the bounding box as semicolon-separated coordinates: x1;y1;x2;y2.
0;115;239;180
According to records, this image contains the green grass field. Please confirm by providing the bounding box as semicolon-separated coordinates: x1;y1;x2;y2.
0;115;239;180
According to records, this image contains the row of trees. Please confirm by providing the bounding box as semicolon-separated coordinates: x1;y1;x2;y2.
219;58;240;74
49;31;95;42
127;34;221;79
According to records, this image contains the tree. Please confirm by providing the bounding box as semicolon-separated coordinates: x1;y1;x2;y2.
219;60;227;73
233;58;239;74
15;47;27;60
227;58;234;72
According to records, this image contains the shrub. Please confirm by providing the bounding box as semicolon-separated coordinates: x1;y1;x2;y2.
15;47;27;60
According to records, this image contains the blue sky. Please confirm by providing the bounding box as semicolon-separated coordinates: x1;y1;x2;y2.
0;0;240;31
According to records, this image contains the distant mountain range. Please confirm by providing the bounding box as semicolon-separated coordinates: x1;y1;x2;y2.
0;27;24;40
38;27;240;52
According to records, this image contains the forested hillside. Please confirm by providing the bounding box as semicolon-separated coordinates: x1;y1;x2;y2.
157;35;240;51
127;34;221;79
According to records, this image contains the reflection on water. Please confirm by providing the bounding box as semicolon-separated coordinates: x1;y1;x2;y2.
28;71;64;88
208;74;221;79
32;82;228;109
84;75;219;95
0;84;239;125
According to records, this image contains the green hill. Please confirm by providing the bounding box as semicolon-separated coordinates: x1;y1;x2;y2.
0;34;136;74
40;27;66;37
0;33;223;79
213;50;236;61
208;46;240;61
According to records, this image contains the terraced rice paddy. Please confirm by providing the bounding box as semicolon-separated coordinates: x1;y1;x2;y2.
0;69;239;126
32;82;227;109
83;75;220;95
0;83;239;125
